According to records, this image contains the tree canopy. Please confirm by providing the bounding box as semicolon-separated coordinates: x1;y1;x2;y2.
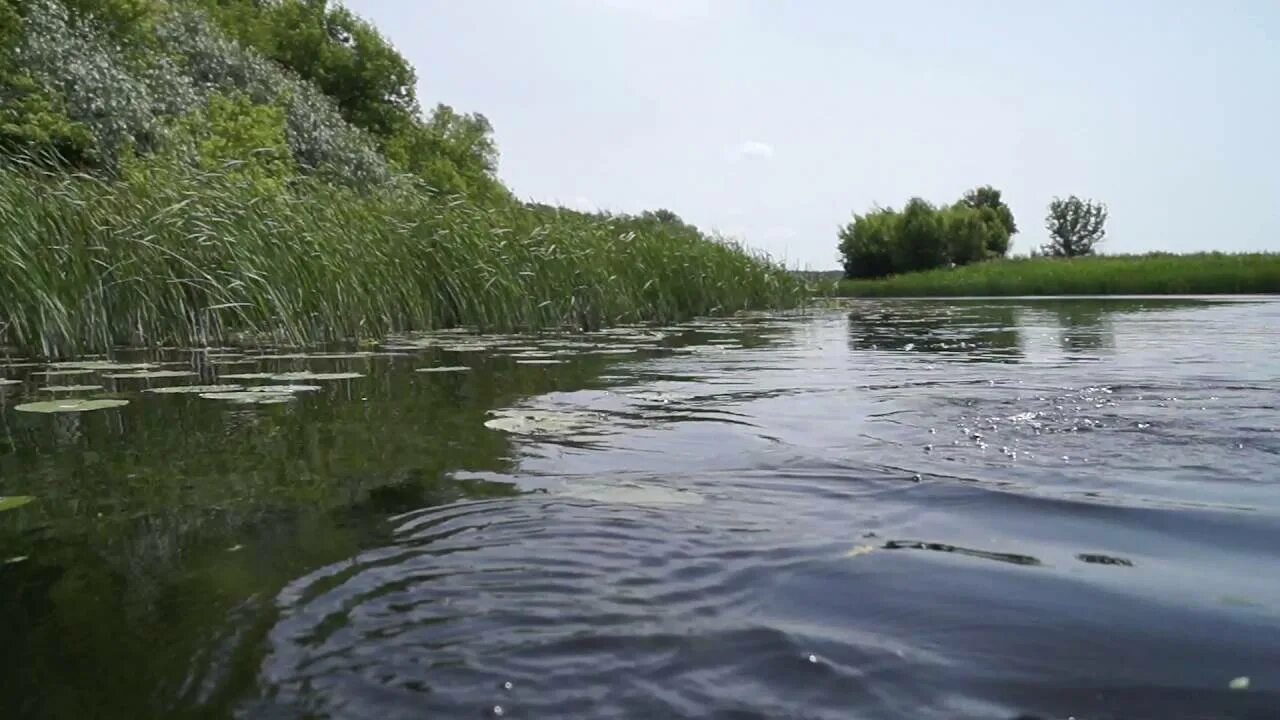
839;186;1016;279
1043;196;1108;257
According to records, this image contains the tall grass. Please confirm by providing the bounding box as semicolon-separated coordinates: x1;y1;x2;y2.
837;254;1280;297
0;160;804;356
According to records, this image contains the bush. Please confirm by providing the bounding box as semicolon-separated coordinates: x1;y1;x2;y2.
837;186;1015;279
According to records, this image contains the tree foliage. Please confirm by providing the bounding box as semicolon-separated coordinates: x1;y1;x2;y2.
0;0;507;199
1043;195;1108;257
838;186;1015;279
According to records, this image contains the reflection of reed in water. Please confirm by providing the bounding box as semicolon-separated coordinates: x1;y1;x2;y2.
846;301;1024;363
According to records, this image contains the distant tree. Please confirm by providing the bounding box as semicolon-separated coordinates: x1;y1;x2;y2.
942;204;1005;266
893;197;948;272
839;207;898;279
1043;196;1107;257
961;185;1017;235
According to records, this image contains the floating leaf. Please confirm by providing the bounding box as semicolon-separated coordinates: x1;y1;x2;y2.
557;481;704;507
415;366;470;373
240;384;322;393
144;384;244;395
483;409;603;437
198;391;295;405
218;372;277;380
268;371;364;381
40;385;104;393
104;370;197;379
0;496;35;513
16;399;129;413
51;361;156;371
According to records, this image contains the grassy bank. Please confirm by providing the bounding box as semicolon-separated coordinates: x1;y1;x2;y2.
836;253;1280;297
0;161;804;356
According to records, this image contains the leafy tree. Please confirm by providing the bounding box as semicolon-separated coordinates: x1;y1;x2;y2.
942;204;1005;266
960;184;1016;255
839;207;898;279
1043;195;1108;257
894;198;949;272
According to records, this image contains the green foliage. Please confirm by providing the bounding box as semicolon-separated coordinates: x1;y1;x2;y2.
1044;195;1108;257
0;159;805;356
837;253;1280;297
838;186;1015;279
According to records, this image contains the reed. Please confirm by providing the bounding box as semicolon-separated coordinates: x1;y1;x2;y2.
836;254;1280;297
0;160;804;356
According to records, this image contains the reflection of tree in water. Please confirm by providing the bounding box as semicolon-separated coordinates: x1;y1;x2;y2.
1030;298;1212;356
0;351;625;717
847;301;1023;363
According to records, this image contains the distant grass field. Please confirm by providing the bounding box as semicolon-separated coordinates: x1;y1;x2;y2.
836;253;1280;297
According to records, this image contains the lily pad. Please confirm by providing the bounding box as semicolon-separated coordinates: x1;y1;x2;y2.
0;496;35;513
415;366;470;373
40;385;104;393
104;370;197;379
240;384;323;393
218;372;278;380
557;480;704;507
144;384;244;395
51;361;156;371
198;391;295;405
16;398;129;413
483;409;604;437
268;371;364;382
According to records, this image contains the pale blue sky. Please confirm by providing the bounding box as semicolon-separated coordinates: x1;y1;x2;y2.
347;0;1279;268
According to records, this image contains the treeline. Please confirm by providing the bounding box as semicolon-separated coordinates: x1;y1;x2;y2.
838;186;1017;279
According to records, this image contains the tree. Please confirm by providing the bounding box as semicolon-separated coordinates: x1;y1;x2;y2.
960;184;1017;253
839;207;898;279
893;197;947;272
942;204;1005;266
1043;195;1107;257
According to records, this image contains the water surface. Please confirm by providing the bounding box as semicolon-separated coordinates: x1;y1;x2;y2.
1;297;1277;719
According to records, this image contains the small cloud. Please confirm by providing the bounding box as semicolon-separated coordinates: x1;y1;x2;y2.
735;140;775;159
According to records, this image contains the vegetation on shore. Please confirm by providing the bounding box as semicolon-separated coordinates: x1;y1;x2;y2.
835;253;1280;297
0;0;801;356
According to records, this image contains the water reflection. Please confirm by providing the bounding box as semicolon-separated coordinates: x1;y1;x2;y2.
847;302;1023;362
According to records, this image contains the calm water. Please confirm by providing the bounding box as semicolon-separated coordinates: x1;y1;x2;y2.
1;297;1278;719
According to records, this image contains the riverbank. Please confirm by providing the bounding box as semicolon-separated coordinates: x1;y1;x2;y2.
835;253;1280;297
0;162;804;356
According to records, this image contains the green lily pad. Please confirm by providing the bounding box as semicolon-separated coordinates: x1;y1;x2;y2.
483;409;604;437
557;481;704;507
144;384;244;395
51;361;156;371
104;370;197;379
16;398;129;413
198;391;295;405
241;384;323;393
0;496;35;513
268;371;364;382
40;385;104;393
415;366;470;373
218;372;278;380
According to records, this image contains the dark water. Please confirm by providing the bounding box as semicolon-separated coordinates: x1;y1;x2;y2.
1;297;1278;720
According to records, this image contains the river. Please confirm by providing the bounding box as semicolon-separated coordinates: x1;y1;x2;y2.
1;297;1277;719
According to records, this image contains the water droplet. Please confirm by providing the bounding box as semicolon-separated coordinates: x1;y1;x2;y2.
493;705;505;716
807;654;818;663
928;427;936;434
923;444;933;452
503;681;513;691
911;474;922;482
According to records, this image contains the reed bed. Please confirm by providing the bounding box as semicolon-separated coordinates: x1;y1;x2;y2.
836;254;1280;297
0;161;804;356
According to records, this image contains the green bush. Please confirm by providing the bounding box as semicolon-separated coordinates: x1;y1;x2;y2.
838;187;1015;278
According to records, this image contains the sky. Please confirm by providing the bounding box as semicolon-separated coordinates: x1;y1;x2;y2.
346;0;1280;269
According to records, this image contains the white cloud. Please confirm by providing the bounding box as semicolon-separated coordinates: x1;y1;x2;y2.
735;140;775;159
